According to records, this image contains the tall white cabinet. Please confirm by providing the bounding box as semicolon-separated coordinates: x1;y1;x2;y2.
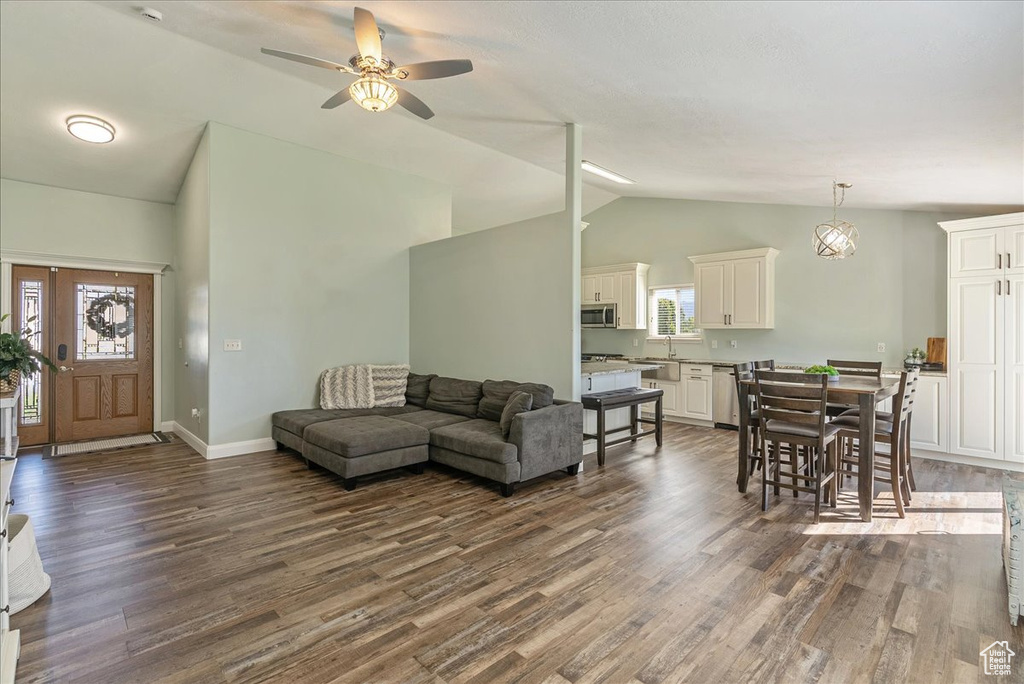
941;213;1024;465
689;248;779;329
581;263;650;329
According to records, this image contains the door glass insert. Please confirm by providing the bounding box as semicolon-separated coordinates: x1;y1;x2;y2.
76;283;136;360
18;279;43;425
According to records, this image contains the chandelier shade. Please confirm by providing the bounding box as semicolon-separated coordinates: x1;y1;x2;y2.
349;74;399;112
812;181;858;260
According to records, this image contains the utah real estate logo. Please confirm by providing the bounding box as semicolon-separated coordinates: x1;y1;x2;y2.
980;640;1015;676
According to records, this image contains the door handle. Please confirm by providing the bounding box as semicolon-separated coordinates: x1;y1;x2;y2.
59;365;74;373
998;253;1002;269
997;280;1002;295
1008;279;1011;295
1008;253;1011;269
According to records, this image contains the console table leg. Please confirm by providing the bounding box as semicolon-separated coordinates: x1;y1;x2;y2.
597;408;606;466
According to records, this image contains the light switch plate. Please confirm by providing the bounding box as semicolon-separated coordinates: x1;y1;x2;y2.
877;342;886;353
730;340;738;349
711;340;718;349
224;339;242;352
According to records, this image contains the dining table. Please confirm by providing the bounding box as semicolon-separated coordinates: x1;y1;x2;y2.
736;373;901;522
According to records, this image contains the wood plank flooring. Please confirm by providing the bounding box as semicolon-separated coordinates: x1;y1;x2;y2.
8;424;1023;683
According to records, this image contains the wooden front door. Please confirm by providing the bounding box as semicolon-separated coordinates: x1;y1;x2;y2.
52;269;154;442
12;266;155;445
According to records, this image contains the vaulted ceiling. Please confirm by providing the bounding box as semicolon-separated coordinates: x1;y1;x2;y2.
1;1;1021;234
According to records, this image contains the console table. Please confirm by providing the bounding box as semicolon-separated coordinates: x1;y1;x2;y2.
581;387;663;465
0;389;19;459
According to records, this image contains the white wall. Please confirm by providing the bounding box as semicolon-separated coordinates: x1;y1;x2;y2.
581;197;965;366
409;211;576;399
173;129;211;442
0;177;176;421
205;123;451;445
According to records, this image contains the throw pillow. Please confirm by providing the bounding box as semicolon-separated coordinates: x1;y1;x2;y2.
500;390;533;440
478;380;555;421
405;372;437;407
425;377;483;418
320;364;375;409
370;364;410;407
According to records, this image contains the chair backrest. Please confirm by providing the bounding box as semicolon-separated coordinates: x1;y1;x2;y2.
734;362;754;395
826;359;882;378
753;369;830;442
753;359;776;370
892;368;920;424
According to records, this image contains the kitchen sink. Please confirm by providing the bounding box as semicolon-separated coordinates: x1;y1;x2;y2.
636;358;680;382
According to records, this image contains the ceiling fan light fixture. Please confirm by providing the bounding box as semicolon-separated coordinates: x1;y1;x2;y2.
349;74;398;113
66;115;115;143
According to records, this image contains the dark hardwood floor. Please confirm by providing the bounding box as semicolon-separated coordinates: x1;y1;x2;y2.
8;424;1023;683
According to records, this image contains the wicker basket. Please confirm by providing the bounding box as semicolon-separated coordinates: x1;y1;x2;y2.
0;369;20;394
8;514;51;614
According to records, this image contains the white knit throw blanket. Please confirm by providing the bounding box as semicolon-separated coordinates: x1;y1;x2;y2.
320;364;375;409
370;364;410;407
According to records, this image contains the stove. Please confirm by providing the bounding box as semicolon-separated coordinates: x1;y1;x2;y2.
582;353;626;363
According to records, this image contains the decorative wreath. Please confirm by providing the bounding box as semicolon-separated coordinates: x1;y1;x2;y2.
85;293;134;339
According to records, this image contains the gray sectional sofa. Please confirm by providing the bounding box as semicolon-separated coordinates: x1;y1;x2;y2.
271;374;583;496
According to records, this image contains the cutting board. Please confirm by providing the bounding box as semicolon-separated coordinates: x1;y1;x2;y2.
927;337;946;369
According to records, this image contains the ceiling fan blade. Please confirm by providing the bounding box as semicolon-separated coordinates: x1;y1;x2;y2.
353;7;382;63
395;59;473;81
396;87;434;120
261;48;354;73
321;88;353;109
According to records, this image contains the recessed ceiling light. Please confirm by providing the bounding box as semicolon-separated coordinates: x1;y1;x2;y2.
581;160;635;185
66;115;116;144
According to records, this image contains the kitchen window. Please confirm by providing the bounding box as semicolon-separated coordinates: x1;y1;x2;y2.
648;285;701;340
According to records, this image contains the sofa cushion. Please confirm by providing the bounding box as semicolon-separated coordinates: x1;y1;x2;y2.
304;416;429;458
405;372;436;407
371;364;410;407
477;380;555;421
391;410;472;431
425;377;483;418
499;391;533;439
272;409;348;436
429;419;518;464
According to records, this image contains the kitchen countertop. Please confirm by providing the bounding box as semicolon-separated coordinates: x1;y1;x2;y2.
581;362;663;378
625;357;947;377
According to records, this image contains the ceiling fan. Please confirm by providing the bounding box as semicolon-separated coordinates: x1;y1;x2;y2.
261;6;472;120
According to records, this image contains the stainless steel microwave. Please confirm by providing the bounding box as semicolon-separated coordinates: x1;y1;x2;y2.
581;303;617;328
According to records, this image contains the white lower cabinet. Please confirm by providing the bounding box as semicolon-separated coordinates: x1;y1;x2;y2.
681;370;713;421
910;375;948;453
643;380;680;415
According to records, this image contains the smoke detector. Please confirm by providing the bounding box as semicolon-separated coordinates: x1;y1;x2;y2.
139;7;163;22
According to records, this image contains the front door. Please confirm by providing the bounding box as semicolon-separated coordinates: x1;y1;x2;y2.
11;266;154;444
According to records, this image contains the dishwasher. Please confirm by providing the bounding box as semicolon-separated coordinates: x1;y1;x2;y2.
712;366;739;429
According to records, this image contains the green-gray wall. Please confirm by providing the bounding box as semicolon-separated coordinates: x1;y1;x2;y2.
581;197;965;366
204;123;451;445
173;128;211;442
409;212;576;399
0;177;177;422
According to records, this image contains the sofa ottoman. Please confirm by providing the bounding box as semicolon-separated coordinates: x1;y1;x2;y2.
303;416;430;490
272;406;421;453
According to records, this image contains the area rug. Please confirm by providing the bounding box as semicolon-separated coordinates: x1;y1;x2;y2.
43;432;171;458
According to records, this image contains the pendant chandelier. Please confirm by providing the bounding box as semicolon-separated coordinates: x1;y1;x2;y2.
812;181;858;260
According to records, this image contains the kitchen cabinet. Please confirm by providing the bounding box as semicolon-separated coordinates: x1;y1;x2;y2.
689;248;778;329
581;263;650;328
680;365;713;421
910;375;948;453
643;380;679;415
941;212;1024;465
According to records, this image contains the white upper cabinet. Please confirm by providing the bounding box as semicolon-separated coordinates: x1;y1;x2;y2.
689;248;779;329
582;263;650;329
941;212;1024;465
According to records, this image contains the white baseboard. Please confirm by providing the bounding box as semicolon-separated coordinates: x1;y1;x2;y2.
168;422;276;460
170;421;208;458
159;420;175;433
206;437;277;460
913;448;1024;473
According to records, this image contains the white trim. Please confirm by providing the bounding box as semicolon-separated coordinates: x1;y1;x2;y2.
913;448;1024;473
939;212;1024;233
205;437;277;460
170;421;207;458
688;247;779;264
0;263;11;330
0;250;168;274
582;262;651;276
153;275;162;430
159;420;176;432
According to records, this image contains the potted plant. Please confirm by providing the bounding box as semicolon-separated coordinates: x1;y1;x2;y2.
0;314;57;394
905;347;925;367
804;364;840;383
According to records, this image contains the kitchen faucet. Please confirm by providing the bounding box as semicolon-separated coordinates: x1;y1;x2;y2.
664;335;677;358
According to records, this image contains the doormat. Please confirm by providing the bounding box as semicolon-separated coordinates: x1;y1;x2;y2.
43;432;171;458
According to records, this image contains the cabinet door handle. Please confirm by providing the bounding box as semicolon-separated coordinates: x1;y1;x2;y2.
998;253;1002;269
997;280;1002;295
690;376;703;380
617;317;621;326
1008;252;1011;269
724;314;727;325
1008;279;1011;295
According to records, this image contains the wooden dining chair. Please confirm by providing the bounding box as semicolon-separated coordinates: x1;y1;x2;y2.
831;369;919;518
734;362;762;477
753;370;840;523
825;359;883;417
754;359;776;370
